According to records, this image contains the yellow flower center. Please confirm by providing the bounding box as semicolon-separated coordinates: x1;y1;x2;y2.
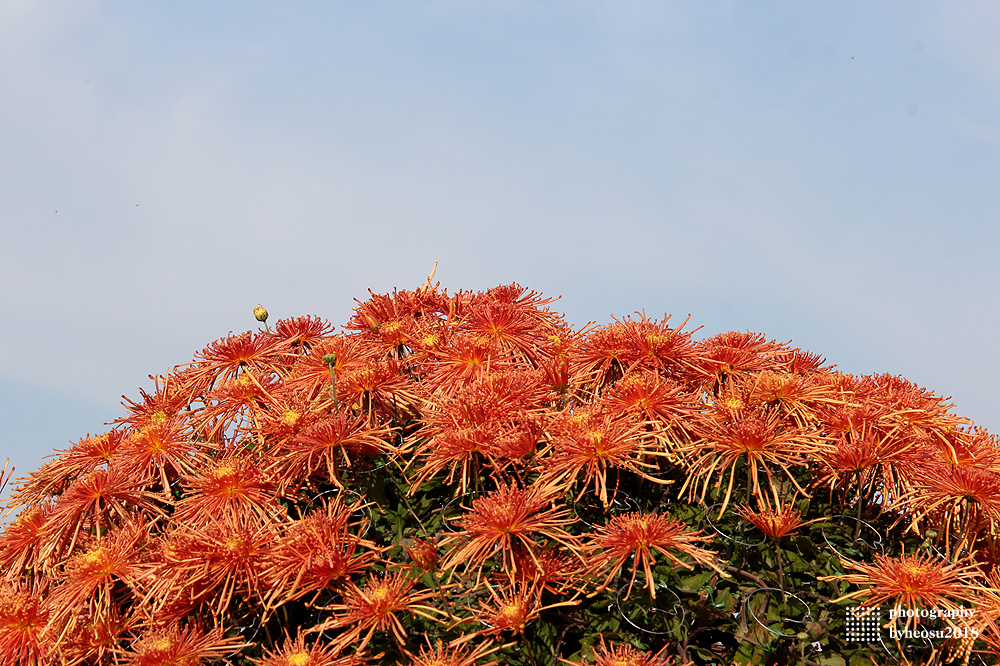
501;603;524;623
214;464;236;479
149;637;174;650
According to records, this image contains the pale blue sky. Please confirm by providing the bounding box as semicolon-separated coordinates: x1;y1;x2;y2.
2;2;998;493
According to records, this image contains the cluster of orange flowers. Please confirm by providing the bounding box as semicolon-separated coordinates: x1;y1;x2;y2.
1;282;999;665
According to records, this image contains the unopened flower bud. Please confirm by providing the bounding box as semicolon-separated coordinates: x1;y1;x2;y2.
253;304;268;323
322;353;337;367
405;538;438;571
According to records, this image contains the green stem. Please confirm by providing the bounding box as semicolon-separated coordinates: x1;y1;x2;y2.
853;470;865;544
324;355;339;412
521;628;538;666
745;456;753;508
773;536;787;602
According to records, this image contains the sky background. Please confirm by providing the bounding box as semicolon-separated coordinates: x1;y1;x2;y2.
2;1;998;499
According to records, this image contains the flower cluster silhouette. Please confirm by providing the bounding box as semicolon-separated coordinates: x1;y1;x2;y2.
2;282;999;665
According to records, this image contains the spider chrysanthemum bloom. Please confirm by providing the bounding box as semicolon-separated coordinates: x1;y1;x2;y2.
735;500;822;593
338;359;422;421
735;500;820;539
562;636;681;666
599;371;696;425
277;414;397;490
0;502;52;573
311;570;446;652
542;412;666;505
49;520;146;625
476;581;535;636
572;313;698;390
456;580;577;643
828;551;983;629
747;370;841;428
261;500;380;609
439;481;581;581
115;417;202;497
271;315;334;351
410;371;550;491
694;331;790;390
811;424;922;511
60;607;138;666
502;544;584;595
141;516;278;620
0;580;52;666
459;294;570;365
587;511;721;599
174;451;281;525
117;623;247;666
423;334;514;395
184;330;290;392
898;462;1000;555
405;638;498;666
40;466;163;560
22;431;126;499
198;370;281;441
679;409;821;516
282;336;376;401
253;631;361;666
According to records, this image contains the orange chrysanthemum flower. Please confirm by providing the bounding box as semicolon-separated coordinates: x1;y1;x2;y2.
40;467;163;560
49;520;146;626
405;638;498;666
118;623;246;666
0;502;53;573
272;315;335;351
572;313;698;390
680;409;821;516
735;500;821;540
542;412;665;505
276;414;397;490
694;331;789;390
439;481;580;581
311;569;446;652
599;371;696;425
735;499;823;593
261;499;380;609
423;335;514;395
141;515;278;620
184;330;291;392
173;451;281;525
829;551;982;629
899;462;1000;555
115;417;204;497
587;511;721;599
253;631;361;666
462;580;576;639
32;431;126;494
0;579;52;666
563;637;682;666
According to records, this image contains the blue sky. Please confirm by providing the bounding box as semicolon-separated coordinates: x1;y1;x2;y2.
2;1;998;495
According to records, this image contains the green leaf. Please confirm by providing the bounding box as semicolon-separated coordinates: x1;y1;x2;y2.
678;570;714;593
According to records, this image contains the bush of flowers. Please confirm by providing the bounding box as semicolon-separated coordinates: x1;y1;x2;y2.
2;280;999;666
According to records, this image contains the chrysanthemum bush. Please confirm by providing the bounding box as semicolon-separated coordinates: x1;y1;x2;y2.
4;282;1000;665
